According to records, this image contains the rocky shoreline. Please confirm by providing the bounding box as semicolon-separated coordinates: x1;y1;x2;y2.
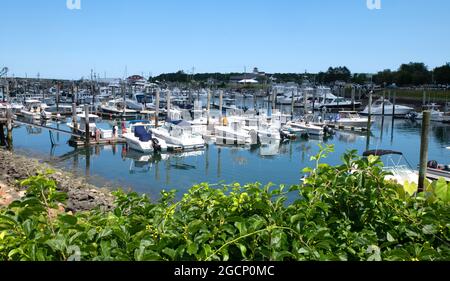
0;148;115;212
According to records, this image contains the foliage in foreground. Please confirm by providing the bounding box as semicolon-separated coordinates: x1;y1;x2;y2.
0;147;449;261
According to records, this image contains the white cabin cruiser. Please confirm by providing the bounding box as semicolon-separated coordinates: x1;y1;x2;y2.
333;111;374;128
123;121;167;153
286;120;324;136
363;150;418;186
151;119;206;150
99;99;138;117
20;99;51;120
416;104;445;122
215;118;256;145
67;113;113;139
360;98;413;116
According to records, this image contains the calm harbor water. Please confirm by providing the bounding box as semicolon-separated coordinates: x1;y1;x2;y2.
9;103;450;200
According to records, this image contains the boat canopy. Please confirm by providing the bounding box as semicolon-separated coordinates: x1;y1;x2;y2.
170;120;191;127
363;150;403;157
129;120;151;125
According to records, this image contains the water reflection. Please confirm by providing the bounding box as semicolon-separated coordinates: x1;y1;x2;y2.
9;112;450;199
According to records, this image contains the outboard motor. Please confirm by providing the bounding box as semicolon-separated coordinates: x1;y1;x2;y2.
323;125;334;136
152;138;162;152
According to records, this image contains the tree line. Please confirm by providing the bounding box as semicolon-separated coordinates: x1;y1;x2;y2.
151;62;450;86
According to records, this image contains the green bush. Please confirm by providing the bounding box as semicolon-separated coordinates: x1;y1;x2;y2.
0;146;449;261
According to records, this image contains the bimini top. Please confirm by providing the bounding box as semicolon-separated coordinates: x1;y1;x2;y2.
129;120;151;125
363;150;403;157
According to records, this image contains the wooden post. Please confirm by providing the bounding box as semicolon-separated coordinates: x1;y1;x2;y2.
6;108;13;150
155;89;160;127
84;104;90;146
392;92;396;117
422;91;426;106
303;88;308;114
122;84;126;117
366;91;373;150
351;86;356;111
382;91;386;116
56;83;60;114
219;90;223;124
5;83;9;102
418;111;431;192
207;88;211;125
72;103;77;126
271;88;276;112
166;90;171;120
291;89;295;120
0;123;4;146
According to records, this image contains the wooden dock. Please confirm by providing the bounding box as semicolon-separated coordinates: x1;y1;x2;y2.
68;137;126;147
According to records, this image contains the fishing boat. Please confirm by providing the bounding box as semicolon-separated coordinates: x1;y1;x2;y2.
363;150;418;185
286;120;324;136
20;99;51;121
333;111;374;128
360;98;414;116
151;120;206;150
215;118;256;145
99;99;138;118
67;113;113;139
123;120;167;153
416;104;445;122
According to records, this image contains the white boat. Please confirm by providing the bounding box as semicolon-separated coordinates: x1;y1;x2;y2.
215;118;256;145
99;99;138;117
286;120;324;136
20;99;51;120
316;96;362;110
363;150;418;186
416;104;445;122
123;121;167;153
151;120;206;150
333;111;374;128
67;113;113;139
360;98;413;116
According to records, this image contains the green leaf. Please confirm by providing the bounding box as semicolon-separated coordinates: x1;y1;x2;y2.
387;232;395;242
46;238;66;253
422;225;437;235
434;178;449;203
235;221;247;235
403;181;418;196
366;245;382;261
162;248;177;260
236;243;247;258
59;214;78;226
187;241;198;255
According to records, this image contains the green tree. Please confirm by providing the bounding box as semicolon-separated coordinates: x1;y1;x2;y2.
433;63;450;84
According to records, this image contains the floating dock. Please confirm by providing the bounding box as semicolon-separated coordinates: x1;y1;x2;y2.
68;137;126;147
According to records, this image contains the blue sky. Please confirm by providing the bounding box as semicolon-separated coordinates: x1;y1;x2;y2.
1;0;449;79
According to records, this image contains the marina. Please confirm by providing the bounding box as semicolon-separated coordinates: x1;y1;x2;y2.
1;0;450;264
2;88;448;199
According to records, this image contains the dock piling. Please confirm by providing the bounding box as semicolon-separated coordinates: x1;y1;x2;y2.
207;88;211;125
418;111;431;192
84;104;90;146
155;89;160;127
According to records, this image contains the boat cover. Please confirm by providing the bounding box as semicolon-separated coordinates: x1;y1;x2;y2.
363;150;403;157
134;126;152;142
